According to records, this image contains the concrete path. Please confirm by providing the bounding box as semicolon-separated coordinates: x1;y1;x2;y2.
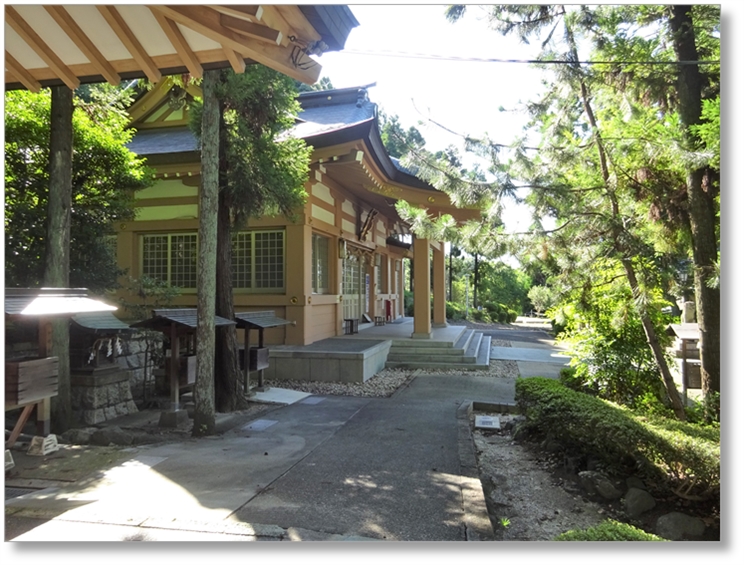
6;374;511;543
489;325;572;380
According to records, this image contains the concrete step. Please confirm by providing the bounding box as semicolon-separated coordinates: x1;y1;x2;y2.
453;329;475;351
463;332;483;362
386;352;469;364
385;333;491;370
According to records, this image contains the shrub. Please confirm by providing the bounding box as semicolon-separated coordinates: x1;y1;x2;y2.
515;377;720;499
554;519;667;541
446;301;466;320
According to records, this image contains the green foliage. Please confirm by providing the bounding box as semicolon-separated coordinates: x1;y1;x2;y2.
380;111;425;160
554;519;667;541
446;301;466;321
476;261;530;313
4;86;152;292
527;285;557;315
552;273;675;410
118;275;181;322
189;66;310;223
515;378;720;499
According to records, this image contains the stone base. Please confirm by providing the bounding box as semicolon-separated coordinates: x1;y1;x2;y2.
411;332;433;339
71;366;138;425
158;409;189;428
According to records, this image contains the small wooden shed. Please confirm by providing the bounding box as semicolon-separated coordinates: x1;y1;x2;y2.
131;308;235;409
4;288;117;446
234;311;292;390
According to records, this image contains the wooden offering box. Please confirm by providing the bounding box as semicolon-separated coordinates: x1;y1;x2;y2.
5;356;59;406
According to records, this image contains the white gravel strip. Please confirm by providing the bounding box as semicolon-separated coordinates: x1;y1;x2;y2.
266;356;519;398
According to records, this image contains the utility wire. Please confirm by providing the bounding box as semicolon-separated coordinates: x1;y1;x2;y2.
339;49;718;66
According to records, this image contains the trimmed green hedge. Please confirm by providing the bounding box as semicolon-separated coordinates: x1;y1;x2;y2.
515;378;720;499
555;519;667;541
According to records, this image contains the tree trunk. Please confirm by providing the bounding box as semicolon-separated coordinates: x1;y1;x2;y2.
473;253;479;309
622;259;687;420
193;69;220;437
215;189;248;412
670;5;720;401
573;47;687;420
45;85;73;433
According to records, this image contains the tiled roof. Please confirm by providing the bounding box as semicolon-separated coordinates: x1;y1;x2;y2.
5;288;117;317
126;127;198;156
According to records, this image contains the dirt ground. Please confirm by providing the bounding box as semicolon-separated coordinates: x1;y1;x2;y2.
471;412;720;541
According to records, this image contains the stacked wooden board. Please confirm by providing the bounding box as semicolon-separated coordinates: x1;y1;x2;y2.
5;356;59;406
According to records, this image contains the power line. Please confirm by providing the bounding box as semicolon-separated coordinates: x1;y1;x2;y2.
339;48;718;66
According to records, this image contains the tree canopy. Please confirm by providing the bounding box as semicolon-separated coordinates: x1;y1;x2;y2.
4;85;152;292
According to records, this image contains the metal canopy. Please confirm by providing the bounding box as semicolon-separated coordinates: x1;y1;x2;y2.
234;311;292;330
4;287;117;317
71;311;134;334
132;308;235;330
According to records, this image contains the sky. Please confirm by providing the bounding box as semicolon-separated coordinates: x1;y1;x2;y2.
315;4;549;234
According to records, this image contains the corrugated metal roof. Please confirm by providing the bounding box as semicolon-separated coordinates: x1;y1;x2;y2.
71;312;134;333
234;311;292;329
132;308;235;329
5;288;117;317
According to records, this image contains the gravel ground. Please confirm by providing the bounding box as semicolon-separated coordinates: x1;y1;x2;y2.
265;356;519;397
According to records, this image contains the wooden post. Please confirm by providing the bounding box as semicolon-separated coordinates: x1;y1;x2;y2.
170;322;180;410
432;242;446;327
412;236;432;339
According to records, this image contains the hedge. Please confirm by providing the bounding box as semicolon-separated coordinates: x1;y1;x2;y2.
514;377;720;499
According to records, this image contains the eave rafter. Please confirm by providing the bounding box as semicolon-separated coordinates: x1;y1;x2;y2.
6;4;330;90
5;6;80;90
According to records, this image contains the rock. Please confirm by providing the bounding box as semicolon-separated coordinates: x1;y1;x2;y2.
90;426;134;446
623;487;656;518
59;428;95;445
655;512;705;540
626;476;647;490
578;470;623;500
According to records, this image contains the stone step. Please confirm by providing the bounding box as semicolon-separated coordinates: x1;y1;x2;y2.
453;329;475;351
385;359;490;371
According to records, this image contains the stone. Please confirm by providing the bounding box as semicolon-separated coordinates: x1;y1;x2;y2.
655;512;705;540
158;409;189;428
578;470;623;500
624;487;656;518
626;476;647;490
60;428;95;445
90;426;133;446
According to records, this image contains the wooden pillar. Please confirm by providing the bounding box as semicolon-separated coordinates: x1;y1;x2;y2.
432;242;447;327
411;236;432;339
285;222;313;345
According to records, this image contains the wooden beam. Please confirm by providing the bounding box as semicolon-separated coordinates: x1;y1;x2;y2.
254;5;293;47
224;48;247;74
127;78;174;123
149;5;319;84
5;6;80;90
219;14;282;45
97;5;162;84
320;150;365;166
44;5;121;86
151;10;203;79
274;5;321;43
5;51;41;92
215;5;262;21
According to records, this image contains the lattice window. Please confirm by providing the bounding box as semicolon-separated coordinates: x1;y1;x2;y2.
231;230;285;291
312;233;330;294
141;233;196;289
